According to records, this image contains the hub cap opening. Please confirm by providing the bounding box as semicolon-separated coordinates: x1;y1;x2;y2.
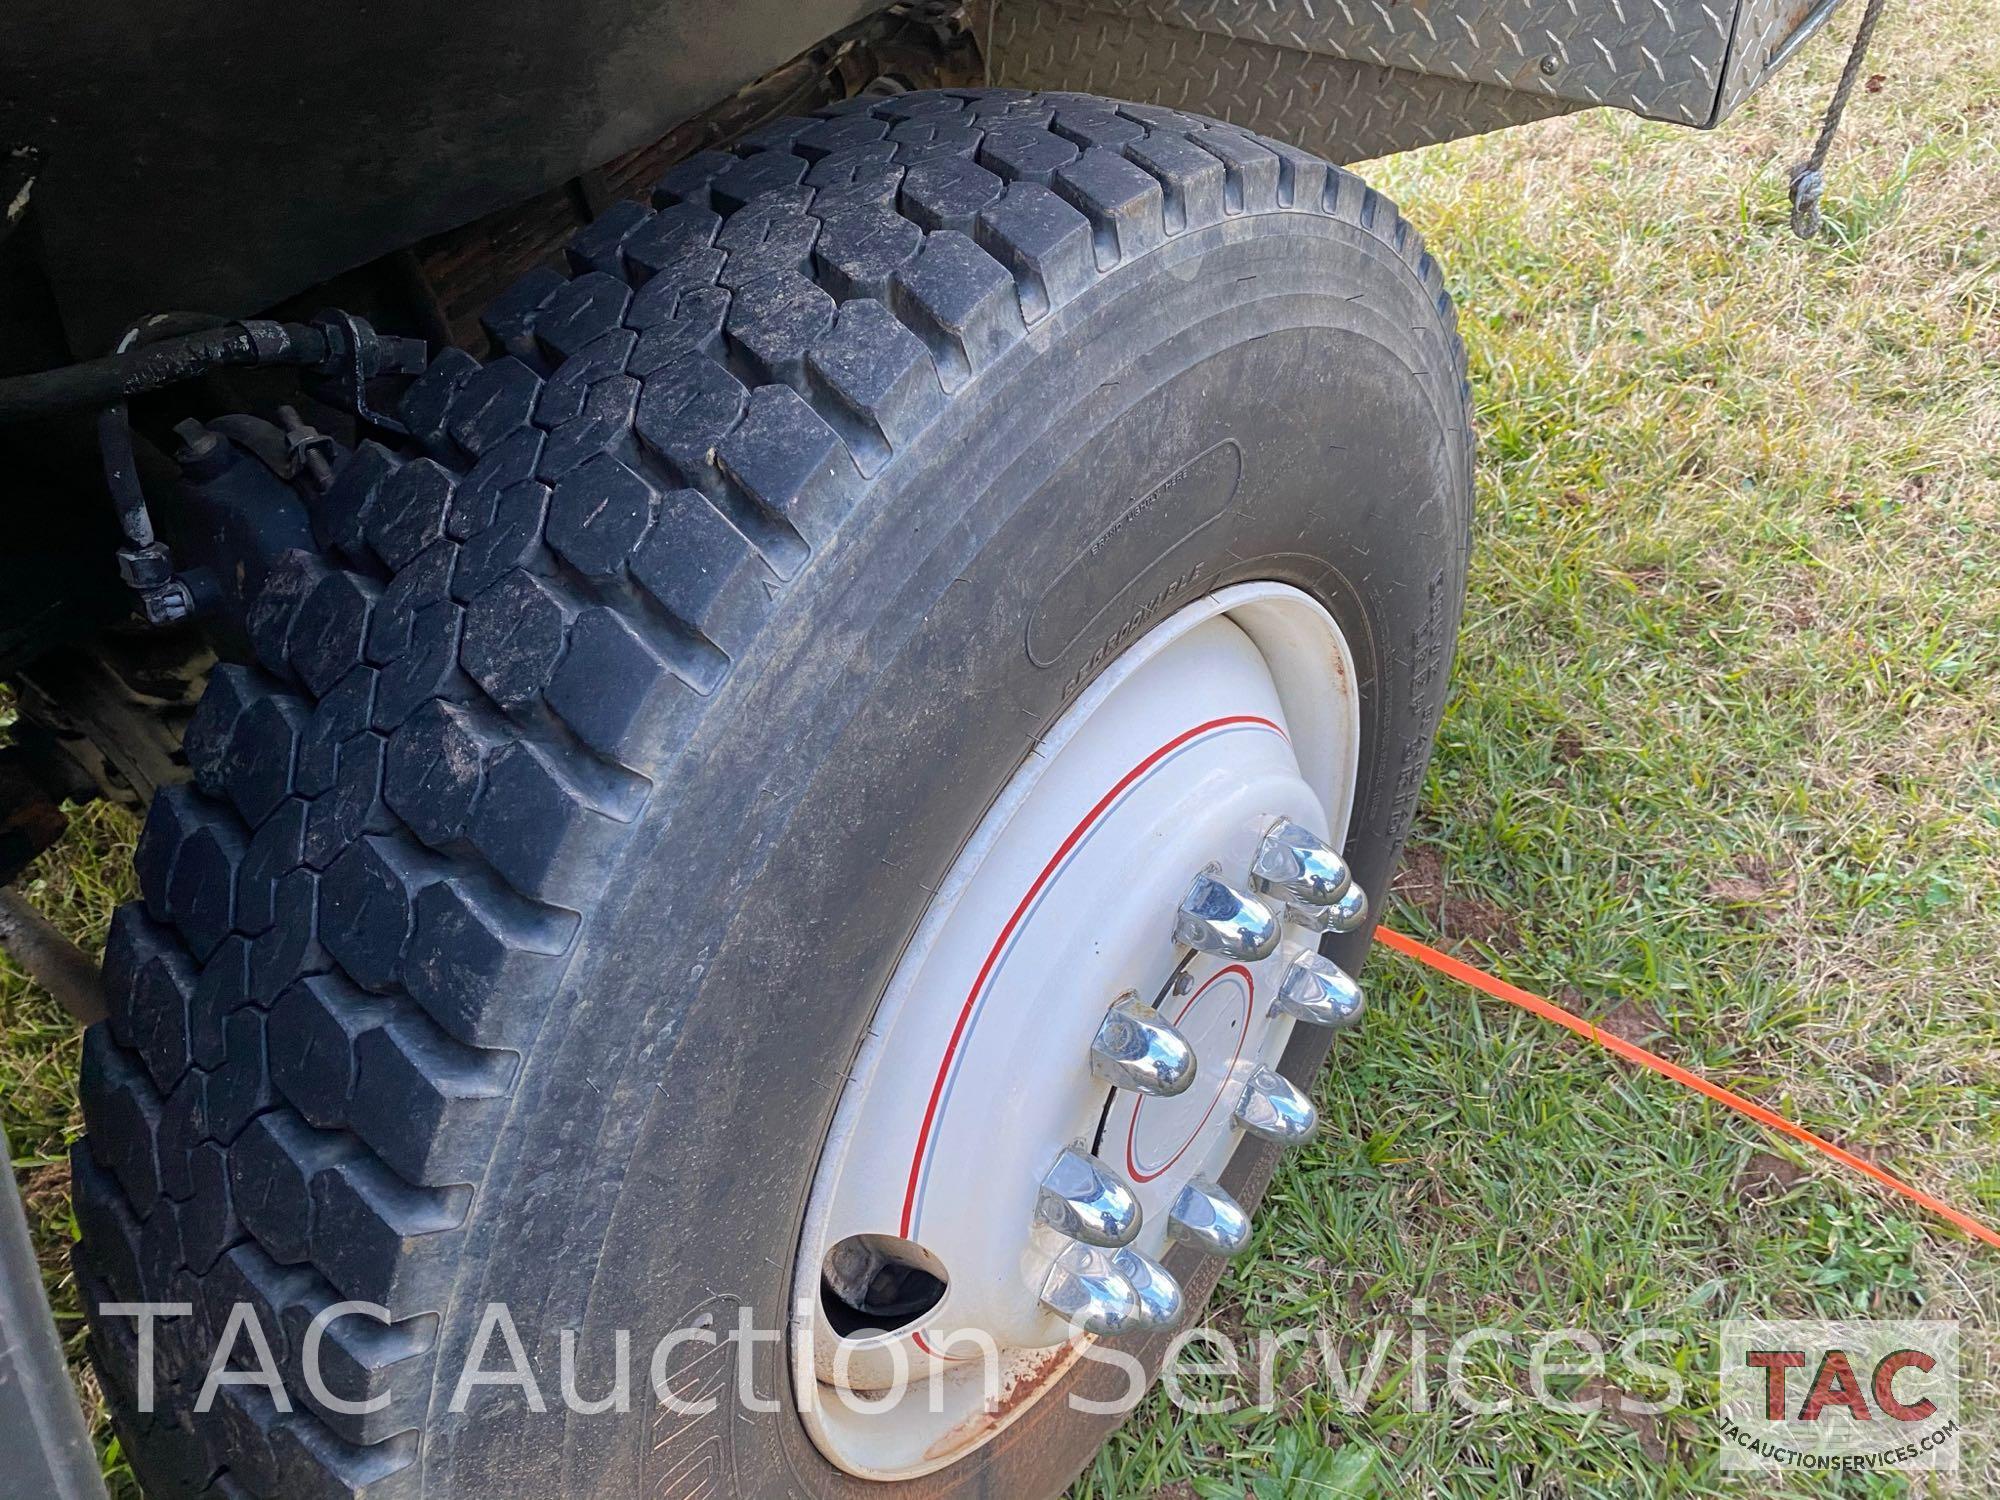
822;1235;950;1339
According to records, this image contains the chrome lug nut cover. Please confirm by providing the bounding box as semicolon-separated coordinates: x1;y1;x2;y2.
1036;1145;1142;1247
1273;950;1365;1029
1234;1065;1319;1145
1251;817;1354;905
1166;1177;1252;1258
1040;1243;1141;1336
1110;1247;1184;1331
1173;873;1281;961
1090;994;1198;1096
1320;878;1370;933
1282;901;1337;933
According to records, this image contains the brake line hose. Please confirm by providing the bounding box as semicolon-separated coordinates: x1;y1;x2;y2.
0;314;427;423
0;321;327;422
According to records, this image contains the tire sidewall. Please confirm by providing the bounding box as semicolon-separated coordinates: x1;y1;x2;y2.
425;210;1470;1497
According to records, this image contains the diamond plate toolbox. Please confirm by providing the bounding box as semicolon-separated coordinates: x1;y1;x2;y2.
991;0;1849;160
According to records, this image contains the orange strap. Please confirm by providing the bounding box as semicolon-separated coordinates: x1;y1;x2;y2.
1374;925;2000;1252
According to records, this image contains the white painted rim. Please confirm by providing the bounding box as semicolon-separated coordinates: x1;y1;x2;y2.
791;583;1362;1480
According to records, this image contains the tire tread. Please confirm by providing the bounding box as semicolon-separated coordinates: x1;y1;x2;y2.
81;87;1468;1496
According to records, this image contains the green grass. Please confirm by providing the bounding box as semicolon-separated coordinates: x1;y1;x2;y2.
1080;3;2000;1495
2;795;138;1493
5;5;1998;1495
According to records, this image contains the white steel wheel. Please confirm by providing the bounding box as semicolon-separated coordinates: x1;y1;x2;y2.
792;582;1372;1480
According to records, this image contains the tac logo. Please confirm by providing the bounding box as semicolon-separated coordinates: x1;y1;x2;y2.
1718;1320;1960;1472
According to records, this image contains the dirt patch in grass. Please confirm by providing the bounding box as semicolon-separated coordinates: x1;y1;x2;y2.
1733;1152;1810;1204
1574;1377;1671;1464
1390;845;1518;951
1594;997;1667;1047
1705;857;1796;909
16;1160;72;1273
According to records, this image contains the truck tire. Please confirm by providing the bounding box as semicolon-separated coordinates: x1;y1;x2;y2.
76;88;1471;1499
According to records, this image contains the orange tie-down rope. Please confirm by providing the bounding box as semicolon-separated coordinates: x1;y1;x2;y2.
1373;926;2000;1252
